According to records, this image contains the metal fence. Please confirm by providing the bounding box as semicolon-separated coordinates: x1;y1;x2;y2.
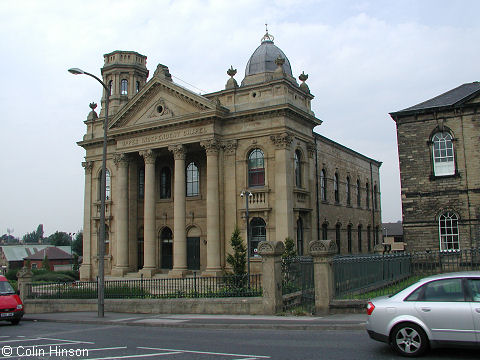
333;248;480;300
282;256;315;313
28;274;262;299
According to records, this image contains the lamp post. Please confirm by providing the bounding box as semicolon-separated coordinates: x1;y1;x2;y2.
68;67;109;318
240;190;253;282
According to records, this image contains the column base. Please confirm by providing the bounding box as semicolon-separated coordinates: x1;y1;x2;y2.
111;266;130;277
139;267;157;278
79;264;92;281
201;269;223;277
168;268;188;278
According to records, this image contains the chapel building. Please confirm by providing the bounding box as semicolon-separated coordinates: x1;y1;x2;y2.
78;32;382;280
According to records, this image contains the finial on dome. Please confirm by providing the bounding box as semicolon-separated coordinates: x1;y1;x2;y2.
299;71;310;93
225;65;238;89
87;102;98;121
261;23;274;43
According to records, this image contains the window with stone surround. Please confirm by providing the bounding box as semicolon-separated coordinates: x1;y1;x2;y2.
250;217;266;257
346;176;351;205
121;79;128;95
297;218;304;255
356;179;361;207
294;150;302;188
335;223;341;254
160;167;171;199
321;169;327;201
439;211;460;251
334;173;339;203
98;169;111;200
248;148;265;187
347;224;352;253
366;182;370;209
432;132;455;176
186;162;199;197
322;222;328;240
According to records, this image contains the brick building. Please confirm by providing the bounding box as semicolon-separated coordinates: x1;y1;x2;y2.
391;82;480;252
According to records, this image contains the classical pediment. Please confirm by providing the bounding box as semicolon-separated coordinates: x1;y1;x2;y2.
109;76;220;130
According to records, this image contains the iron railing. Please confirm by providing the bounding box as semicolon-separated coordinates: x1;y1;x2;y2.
28;274;262;299
282;256;314;313
333;248;480;299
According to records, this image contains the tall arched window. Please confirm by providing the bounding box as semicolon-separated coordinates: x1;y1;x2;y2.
320;169;327;201
322;223;328;240
347;224;352;253
439;212;460;251
367;225;372;252
248;149;265;187
356;179;361;207
335;224;341;254
186;162;199;197
136;81;140;93
160;227;173;269
250;217;266;257
296;218;304;256
432;132;455;176
160;167;171;199
108;80;113;95
366;182;370;209
357;225;362;253
98;169;111;200
334;173;339;203
98;225;110;255
138;167;145;199
121;79;128;95
346;176;351;205
294;150;302;187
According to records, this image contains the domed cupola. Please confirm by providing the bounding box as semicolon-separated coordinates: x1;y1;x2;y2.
242;29;297;86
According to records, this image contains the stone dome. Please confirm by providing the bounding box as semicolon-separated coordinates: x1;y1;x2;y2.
244;32;293;77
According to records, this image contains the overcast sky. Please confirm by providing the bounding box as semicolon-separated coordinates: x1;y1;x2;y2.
1;0;479;238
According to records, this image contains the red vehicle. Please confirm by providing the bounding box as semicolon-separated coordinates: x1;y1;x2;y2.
0;275;23;325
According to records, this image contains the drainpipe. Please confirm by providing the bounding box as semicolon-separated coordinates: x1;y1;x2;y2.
315;135;320;241
370;162;376;249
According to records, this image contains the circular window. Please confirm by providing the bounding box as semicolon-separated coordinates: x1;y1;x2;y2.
157;105;164;114
252;92;257;98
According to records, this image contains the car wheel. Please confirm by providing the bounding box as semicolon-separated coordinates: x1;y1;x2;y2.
390;323;428;357
9;320;20;326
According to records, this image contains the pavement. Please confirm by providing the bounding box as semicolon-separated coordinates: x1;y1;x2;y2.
23;312;367;330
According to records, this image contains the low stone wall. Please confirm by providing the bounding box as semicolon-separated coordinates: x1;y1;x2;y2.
329;299;367;314
24;297;263;315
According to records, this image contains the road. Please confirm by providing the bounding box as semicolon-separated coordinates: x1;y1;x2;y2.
0;321;478;360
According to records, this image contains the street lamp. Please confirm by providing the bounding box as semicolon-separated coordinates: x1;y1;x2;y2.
240;190;253;282
68;67;110;318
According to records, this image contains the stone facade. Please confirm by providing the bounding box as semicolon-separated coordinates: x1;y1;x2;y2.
391;82;480;252
77;32;382;280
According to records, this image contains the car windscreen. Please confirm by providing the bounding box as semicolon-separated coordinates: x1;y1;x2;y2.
0;281;15;295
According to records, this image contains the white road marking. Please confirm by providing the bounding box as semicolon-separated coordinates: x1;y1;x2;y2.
78;351;182;360
138;346;271;358
39;337;95;344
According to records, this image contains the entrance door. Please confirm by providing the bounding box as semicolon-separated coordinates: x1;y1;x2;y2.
187;237;200;270
160;227;173;269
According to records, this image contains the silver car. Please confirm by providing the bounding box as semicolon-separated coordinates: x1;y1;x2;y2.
366;271;480;357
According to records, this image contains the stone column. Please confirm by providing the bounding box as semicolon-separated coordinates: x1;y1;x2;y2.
223;140;238;270
169;144;188;277
257;241;285;315
201;139;222;275
270;132;294;242
16;267;33;301
112;153;129;276
140;149;157;277
307;142;318;244
80;161;93;280
310;240;337;314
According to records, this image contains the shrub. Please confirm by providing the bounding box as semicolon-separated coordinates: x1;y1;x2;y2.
5;269;18;281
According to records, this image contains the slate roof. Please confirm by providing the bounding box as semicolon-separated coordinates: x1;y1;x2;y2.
24;247;72;261
390;82;480;116
382;222;403;236
1;245;71;262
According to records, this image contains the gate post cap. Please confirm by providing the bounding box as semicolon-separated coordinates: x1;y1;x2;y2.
309;240;337;256
257;241;285;256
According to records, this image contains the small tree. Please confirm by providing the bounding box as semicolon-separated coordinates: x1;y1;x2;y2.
282;237;297;260
226;225;246;277
72;231;83;255
42;255;50;271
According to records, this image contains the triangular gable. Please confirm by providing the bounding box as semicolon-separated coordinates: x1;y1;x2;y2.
110;76;219;130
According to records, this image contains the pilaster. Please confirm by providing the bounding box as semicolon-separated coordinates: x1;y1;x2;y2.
80;161;93;280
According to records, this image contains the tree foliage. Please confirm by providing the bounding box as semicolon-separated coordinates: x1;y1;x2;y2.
47;231;71;246
42;255;50;271
226;225;246;276
72;231;83;255
282;237;297;259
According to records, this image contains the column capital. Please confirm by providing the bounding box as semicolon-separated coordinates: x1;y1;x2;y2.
113;153;129;168
270;132;293;149
82;161;94;174
140;149;157;164
307;142;316;158
222;140;238;155
200;138;221;155
168;144;186;160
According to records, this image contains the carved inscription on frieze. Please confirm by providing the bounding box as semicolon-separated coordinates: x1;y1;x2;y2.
118;127;207;149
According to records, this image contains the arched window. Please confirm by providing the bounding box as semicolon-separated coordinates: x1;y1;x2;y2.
98;169;111;200
374;185;378;210
335;224;341;254
347;224;352;253
346;176;351;205
160;167;171;199
121;79;128;95
366;182;370;209
439;212;460;251
358;225;362;253
294;150;302;187
334;173;339;203
356;179;361;207
138;167;145;199
322;222;328;240
320;169;327;201
186;162;199;197
160;227;173;269
136;81;140;93
108;80;113;95
250;217;266;257
98;225;110;255
296;218;304;256
248;149;265;187
367;225;372;252
432;132;455;176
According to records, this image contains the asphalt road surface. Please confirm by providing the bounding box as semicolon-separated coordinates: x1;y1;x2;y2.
0;321;478;360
